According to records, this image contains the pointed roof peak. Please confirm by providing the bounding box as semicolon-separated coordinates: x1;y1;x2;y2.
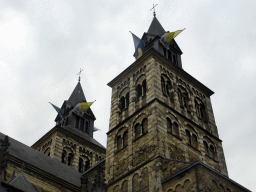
147;17;165;36
68;81;86;106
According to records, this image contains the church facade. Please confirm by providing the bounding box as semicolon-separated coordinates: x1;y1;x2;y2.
0;16;251;192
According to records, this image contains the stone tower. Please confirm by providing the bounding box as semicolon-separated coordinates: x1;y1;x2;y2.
31;80;106;173
104;16;248;192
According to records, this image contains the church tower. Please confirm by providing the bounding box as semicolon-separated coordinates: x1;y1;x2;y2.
104;16;250;192
31;79;106;173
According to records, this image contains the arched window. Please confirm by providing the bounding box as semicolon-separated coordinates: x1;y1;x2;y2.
185;130;191;145
178;87;188;108
142;118;148;134
121;180;128;192
166;118;172;133
95;154;98;162
85;160;90;171
123;131;128;147
125;93;130;108
161;76;166;95
142;80;146;96
79;158;83;173
204;141;209;156
113;185;120;192
120;96;125;111
166;81;172;96
135;123;141;139
136;84;142;100
48;152;50;156
173;122;179;137
195;98;207;122
132;173;140;192
68;153;73;166
62;150;67;163
117;135;122;151
141;168;149;191
191;134;198;149
209;145;215;159
182;92;188;108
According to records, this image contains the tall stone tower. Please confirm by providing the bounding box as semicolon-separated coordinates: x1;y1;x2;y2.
105;16;250;192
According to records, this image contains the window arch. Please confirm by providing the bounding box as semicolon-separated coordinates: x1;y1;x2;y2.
62;150;67;163
123;131;128;147
161;76;166;95
68;153;73;166
132;173;140;192
185;130;191;145
121;180;128;192
178;86;188;108
142;80;146;96
195;98;207;122
125;92;130;108
204;141;209;156
134;123;141;139
161;75;172;97
136;84;142;100
173;122;179;137
79;158;83;173
84;159;90;171
120;96;125;111
191;134;198;149
142;118;148;134
209;145;215;159
167;118;172;133
117;135;122;151
44;147;51;156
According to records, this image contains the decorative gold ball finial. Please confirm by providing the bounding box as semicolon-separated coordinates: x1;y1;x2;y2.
153;11;156;17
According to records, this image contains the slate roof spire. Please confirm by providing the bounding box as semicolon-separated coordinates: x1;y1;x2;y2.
147;16;165;36
68;81;86;106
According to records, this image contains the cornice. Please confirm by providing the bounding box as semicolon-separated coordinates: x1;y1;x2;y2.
31;126;106;153
107;48;214;97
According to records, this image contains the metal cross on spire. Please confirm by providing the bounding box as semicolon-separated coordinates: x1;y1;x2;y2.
77;68;83;82
150;4;158;17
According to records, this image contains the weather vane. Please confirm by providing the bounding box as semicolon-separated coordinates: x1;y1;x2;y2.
150;4;158;17
77;68;83;82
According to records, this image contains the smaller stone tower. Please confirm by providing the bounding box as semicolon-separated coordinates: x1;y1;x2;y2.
31;80;106;173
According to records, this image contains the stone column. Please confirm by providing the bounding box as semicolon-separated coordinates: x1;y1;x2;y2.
51;136;63;162
72;144;79;171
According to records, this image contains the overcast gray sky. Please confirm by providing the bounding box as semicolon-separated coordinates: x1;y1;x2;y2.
0;0;255;190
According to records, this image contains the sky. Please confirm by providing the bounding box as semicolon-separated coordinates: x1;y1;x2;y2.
0;0;255;190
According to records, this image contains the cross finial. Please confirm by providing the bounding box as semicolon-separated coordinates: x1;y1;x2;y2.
150;4;158;17
77;68;83;82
